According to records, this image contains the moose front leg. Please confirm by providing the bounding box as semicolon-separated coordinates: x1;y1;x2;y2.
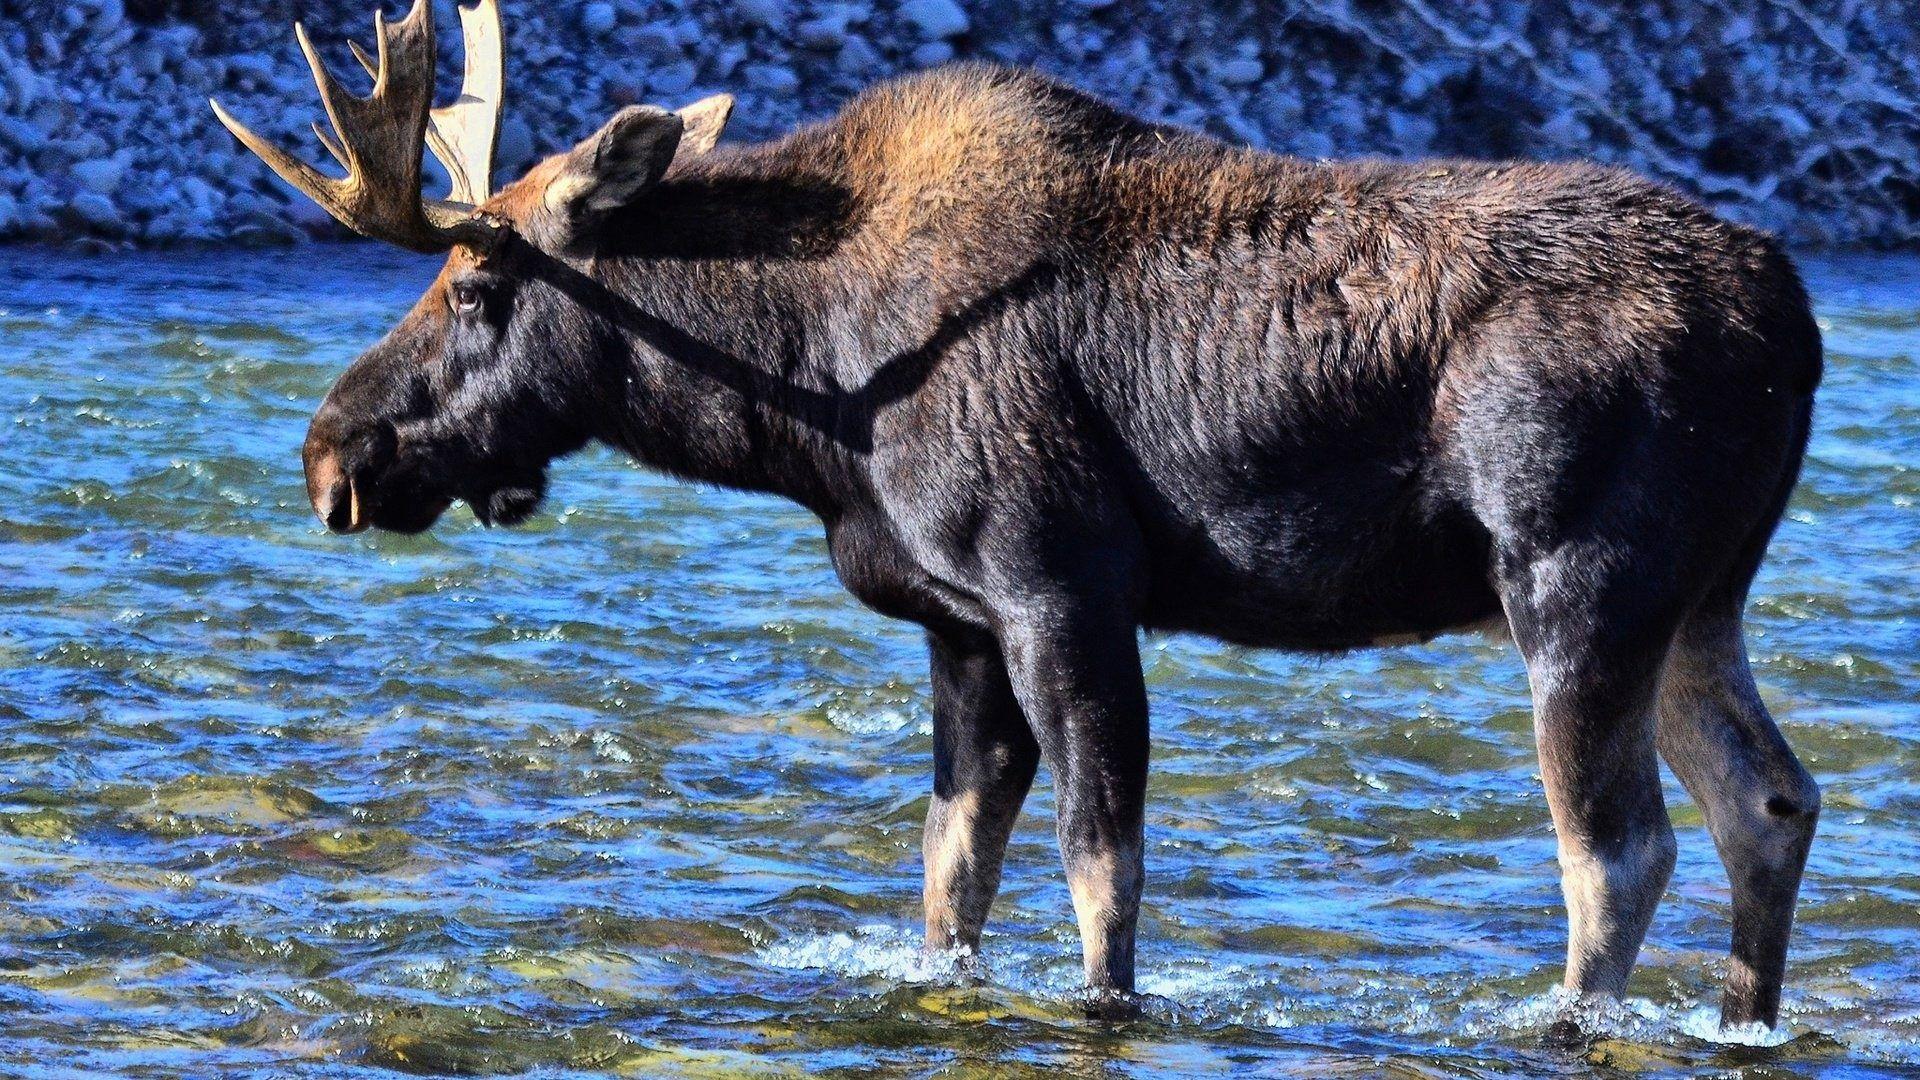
923;629;1040;956
996;605;1150;1010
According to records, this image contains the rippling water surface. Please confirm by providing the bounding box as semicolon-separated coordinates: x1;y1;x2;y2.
0;246;1915;1077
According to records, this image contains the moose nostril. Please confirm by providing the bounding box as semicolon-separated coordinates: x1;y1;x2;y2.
303;448;367;534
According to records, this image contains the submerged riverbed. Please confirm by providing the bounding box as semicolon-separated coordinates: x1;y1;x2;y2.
0;246;1915;1077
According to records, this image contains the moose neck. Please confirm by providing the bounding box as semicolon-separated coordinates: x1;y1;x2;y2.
578;156;871;519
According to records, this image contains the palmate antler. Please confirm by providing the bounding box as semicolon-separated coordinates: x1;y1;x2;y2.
210;0;504;252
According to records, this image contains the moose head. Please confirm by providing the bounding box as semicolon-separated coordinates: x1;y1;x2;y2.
212;0;733;533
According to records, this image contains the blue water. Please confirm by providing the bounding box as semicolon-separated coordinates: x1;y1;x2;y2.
0;246;1915;1077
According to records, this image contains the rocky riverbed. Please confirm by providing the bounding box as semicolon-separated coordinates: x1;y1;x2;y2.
2;0;1917;247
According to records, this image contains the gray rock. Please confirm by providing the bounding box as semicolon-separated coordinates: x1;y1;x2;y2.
59;132;110;162
1290;130;1335;160
796;15;848;50
628;23;681;62
142;212;183;244
706;43;749;81
180;175;215;212
152;24;197;61
899;0;968;40
745;63;800;94
648;60;698;96
1385;111;1437;151
68;189;120;231
132;44;164;78
1249;87;1300;131
734;0;789;30
837;35;883;76
1213;58;1264;87
71;151;130;195
226;52;276;89
496;113;536;172
0;0;1916;247
285;192;337;233
0;116;47;156
4;63;44;113
92;0;125;35
909;41;953;66
580;2;618;36
666;17;705;47
1539;110;1590;147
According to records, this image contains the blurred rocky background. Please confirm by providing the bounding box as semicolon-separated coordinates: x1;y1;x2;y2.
1;0;1916;247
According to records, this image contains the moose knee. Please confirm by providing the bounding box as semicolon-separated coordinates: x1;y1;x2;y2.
1765;768;1820;827
1741;770;1820;870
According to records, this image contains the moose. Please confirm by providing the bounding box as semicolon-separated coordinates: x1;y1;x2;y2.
213;0;1823;1027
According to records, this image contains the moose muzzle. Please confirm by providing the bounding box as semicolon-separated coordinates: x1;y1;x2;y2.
302;409;397;535
303;446;363;535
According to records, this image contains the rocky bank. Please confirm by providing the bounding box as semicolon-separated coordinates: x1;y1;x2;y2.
1;0;1917;247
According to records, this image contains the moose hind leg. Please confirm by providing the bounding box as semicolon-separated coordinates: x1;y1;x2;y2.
1504;561;1680;1000
1656;607;1819;1027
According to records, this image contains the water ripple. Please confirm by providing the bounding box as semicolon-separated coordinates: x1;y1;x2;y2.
0;247;1915;1076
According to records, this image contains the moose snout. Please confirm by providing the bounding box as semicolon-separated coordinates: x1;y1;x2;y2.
302;408;395;535
303;444;363;535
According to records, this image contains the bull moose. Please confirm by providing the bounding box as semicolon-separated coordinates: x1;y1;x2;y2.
212;0;1823;1027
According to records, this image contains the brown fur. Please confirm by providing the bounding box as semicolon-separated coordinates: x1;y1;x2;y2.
302;63;1822;1024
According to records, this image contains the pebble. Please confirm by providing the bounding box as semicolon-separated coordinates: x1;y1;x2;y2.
225;52;276;89
735;0;789;30
628;23;681;62
647;60;698;96
745;63;800;95
909;41;953;67
1213;58;1265;87
837;36;883;76
67;189;119;231
0;0;1911;247
580;2;618;36
0;115;46;155
898;0;968;40
795;15;848;50
71;152;129;195
90;0;125;33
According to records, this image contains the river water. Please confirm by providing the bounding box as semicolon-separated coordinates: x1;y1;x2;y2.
0;246;1914;1077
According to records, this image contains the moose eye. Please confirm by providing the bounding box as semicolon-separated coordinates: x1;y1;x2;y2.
449;282;482;315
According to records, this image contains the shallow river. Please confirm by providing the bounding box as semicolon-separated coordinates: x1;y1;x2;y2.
0;247;1915;1077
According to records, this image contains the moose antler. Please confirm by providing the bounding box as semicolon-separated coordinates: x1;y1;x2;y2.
209;0;504;253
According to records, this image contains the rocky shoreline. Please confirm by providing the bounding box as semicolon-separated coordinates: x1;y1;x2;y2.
3;0;1917;247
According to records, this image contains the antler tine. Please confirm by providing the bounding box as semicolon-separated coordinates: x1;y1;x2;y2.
311;121;349;171
426;0;504;205
209;97;347;212
293;21;357;167
208;0;500;254
347;38;378;82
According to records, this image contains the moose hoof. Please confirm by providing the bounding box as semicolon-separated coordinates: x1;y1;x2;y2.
1077;986;1147;1022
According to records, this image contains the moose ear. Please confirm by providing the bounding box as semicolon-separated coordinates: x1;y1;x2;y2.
675;94;734;156
543;105;685;226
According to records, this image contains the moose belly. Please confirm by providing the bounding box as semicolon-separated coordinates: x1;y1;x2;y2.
1135;479;1501;652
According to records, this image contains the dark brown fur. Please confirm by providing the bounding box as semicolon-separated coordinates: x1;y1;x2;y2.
301;63;1822;1025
